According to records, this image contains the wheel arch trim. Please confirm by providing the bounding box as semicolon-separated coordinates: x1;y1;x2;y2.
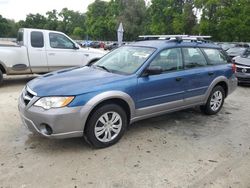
79;91;135;130
204;76;229;101
0;61;8;74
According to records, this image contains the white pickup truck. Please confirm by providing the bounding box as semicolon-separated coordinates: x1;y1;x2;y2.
0;28;107;85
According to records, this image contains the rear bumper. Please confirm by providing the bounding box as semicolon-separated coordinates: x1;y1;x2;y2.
228;75;238;95
18;96;87;139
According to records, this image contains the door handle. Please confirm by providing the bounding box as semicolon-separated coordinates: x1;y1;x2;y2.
175;77;182;82
208;72;214;76
48;53;55;56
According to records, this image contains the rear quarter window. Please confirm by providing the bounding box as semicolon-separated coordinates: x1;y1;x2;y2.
203;48;228;65
31;31;44;48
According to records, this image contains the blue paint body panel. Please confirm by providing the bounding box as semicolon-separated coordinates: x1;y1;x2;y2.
27;40;234;109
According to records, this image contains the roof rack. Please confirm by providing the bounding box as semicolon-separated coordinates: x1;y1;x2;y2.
138;35;212;43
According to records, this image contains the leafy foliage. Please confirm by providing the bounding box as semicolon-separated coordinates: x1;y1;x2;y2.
0;0;250;41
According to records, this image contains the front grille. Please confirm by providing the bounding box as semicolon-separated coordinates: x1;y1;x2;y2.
22;87;36;106
236;67;250;73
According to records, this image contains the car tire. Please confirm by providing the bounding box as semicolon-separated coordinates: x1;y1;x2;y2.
201;85;225;115
84;103;127;148
0;69;3;86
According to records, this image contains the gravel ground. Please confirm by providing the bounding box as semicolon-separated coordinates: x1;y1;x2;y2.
0;75;250;188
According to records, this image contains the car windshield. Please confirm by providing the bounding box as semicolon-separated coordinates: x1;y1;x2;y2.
227;47;245;54
93;46;155;75
242;48;250;58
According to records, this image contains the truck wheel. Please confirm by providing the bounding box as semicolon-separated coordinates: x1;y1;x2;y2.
0;70;3;86
200;85;225;115
84;104;127;148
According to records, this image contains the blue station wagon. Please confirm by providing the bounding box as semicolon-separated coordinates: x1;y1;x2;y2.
19;35;237;148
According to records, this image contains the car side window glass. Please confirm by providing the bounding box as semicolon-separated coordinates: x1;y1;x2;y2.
182;48;207;69
149;48;183;72
31;31;44;48
49;33;74;49
203;48;228;65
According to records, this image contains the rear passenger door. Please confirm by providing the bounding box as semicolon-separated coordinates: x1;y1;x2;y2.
181;47;215;103
28;31;49;73
202;48;229;78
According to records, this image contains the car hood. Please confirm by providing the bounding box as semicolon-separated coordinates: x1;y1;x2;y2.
234;56;250;67
227;52;242;57
28;66;126;96
79;47;107;55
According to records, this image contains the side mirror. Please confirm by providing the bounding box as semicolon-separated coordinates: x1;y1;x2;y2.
144;66;163;76
73;43;80;50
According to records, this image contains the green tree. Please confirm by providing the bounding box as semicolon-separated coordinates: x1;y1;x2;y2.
149;0;197;35
58;8;86;36
0;15;11;37
115;0;148;40
44;9;59;30
72;27;85;39
18;13;47;29
86;0;110;40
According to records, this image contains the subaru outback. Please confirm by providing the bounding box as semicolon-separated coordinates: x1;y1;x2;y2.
18;35;237;148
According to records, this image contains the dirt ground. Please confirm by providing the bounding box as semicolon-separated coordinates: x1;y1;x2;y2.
0;75;249;188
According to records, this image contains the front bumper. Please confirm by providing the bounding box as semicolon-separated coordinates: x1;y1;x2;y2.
235;65;250;84
235;72;250;84
18;95;86;139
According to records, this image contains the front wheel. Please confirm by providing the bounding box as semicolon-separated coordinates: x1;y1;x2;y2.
84;104;127;148
201;85;225;115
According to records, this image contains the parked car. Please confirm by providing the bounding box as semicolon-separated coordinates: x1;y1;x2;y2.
104;42;125;50
233;48;250;84
104;42;118;50
89;41;101;48
226;47;247;58
80;40;93;47
219;43;236;51
18;36;237;148
0;28;106;85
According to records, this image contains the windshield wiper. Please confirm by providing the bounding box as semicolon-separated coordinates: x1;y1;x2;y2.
95;65;111;72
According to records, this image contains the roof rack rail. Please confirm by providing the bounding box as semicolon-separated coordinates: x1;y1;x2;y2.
138;35;212;42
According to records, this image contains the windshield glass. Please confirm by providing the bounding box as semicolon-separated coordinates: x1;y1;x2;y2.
94;46;155;75
242;48;250;58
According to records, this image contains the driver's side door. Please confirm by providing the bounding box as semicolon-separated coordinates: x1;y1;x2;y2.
136;48;185;112
46;32;85;71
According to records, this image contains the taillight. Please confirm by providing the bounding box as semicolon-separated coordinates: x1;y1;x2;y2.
232;63;236;73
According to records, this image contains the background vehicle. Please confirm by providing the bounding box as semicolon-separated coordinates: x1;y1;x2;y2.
104;42;125;50
0;28;106;85
233;48;250;84
19;35;237;148
89;41;101;48
226;47;248;58
219;43;236;51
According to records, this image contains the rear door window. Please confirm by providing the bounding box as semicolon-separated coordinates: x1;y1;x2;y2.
182;48;207;69
31;31;44;48
203;48;228;65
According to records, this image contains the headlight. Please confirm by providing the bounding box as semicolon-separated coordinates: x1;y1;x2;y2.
34;96;74;110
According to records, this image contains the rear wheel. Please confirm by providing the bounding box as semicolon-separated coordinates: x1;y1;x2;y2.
84;104;127;148
201;85;225;115
0;70;3;86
